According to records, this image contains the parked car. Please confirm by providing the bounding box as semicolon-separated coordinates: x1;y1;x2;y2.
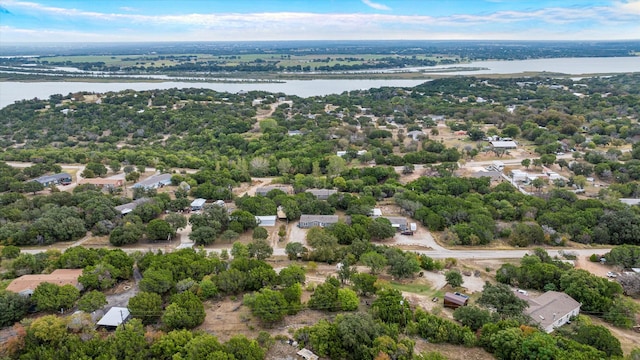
401;230;414;236
607;271;618;278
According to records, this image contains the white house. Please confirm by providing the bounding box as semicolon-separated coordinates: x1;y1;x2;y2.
490;140;518;149
132;173;172;190
190;198;207;211
521;291;581;333
298;215;339;228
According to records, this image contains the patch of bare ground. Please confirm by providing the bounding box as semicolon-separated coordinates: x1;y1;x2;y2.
574;255;615;278
413;340;495;360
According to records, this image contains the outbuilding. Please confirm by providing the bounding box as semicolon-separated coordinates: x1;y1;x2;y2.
132;173;172;190
490;140;518;149
298;215;339;228
190;198;207;211
256;215;277;227
444;292;469;309
96;307;130;330
305;188;337;200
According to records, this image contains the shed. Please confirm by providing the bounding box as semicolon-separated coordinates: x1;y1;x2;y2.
31;173;72;187
297;348;319;360
191;198;207;211
96;307;130;329
379;216;408;231
443;292;469;309
370;208;383;217
256;215;277;227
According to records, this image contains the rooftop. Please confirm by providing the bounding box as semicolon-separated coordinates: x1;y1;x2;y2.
524;291;581;330
133;173;172;188
32;172;71;184
6;269;83;295
97;307;130;327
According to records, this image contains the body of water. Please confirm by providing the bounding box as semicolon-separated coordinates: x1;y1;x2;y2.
1;57;639;109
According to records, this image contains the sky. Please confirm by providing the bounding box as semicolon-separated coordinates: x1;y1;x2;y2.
0;0;639;43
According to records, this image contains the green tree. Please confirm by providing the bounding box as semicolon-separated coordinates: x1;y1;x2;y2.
146;219;173;241
32;282;79;312
109;222;144;246
453;306;495;331
85;162;108;177
360;251;387;274
285;242;305;260
111;318;149;360
521;158;531;169
0;290;31;327
128;291;163;325
279;265;306;287
162;291;205;329
225;335;266;360
386;249;420;279
478;282;528;318
244;288;287;323
351;273;378;296
371;288;412;327
308;277;341;312
1;245;20;259
368;217;396;241
572;324;623;357
23;181;45;194
337;288;359;311
165;213;187;232
252;227;268;240
231;241;249;258
77;290;107;312
139;268;175;294
445;270;463;287
189;226;218;245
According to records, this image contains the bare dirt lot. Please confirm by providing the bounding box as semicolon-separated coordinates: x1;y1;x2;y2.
574;255;615;278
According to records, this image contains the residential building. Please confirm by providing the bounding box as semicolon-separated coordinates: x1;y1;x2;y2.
521;291;581;333
6;269;83;296
31;173;72;187
255;184;294;196
305;188;337;200
132;173;172;190
114;197;151;215
298;215;340;228
79;178;124;188
376;216;408;231
297;349;319;360
490;140;518;149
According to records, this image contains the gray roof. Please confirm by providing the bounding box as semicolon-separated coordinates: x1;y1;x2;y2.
32;173;71;184
132;173;172;188
97;307;130;327
490;140;518;148
305;189;337;197
380;216;407;226
256;184;293;194
191;198;207;207
115;197;151;214
525;291;580;330
299;214;339;223
620;198;640;206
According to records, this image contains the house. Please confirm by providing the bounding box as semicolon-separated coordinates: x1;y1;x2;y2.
288;130;303;136
378;216;408;231
444;292;469;309
490;140;518;149
132;173;172;190
114;197;151;215
96;307;130;330
6;269;83;297
297;348;319;360
406;130;424;141
256;215;277;227
79;178;124;188
31;173;72;187
370;208;383;217
521;291;581;333
305;189;337;200
255;184;294;196
190;198;206;211
298;215;339;228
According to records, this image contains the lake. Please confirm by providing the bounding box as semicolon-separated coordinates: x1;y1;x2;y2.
1;57;639;109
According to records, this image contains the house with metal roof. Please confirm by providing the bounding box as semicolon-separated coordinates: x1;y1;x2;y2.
96;307;130;330
298;215;340;228
31;173;72;187
114;197;151;215
132;173;173;190
256;215;277;227
443;292;469;309
490;140;518;149
377;216;408;231
305;188;337;200
190;198;207;211
521;291;581;333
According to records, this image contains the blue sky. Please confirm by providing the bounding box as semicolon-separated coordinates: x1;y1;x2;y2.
1;0;639;42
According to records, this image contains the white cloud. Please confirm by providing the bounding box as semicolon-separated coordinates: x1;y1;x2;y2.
614;0;640;14
361;0;391;11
